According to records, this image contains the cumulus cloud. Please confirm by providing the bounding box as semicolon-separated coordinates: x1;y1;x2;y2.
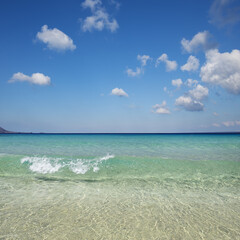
185;78;198;87
36;25;76;51
175;84;208;111
8;72;51;85
175;96;204;111
181;55;200;71
152;101;170;114
111;88;128;97
137;54;151;66
189;84;209;100
181;31;217;53
172;78;183;88
200;49;240;95
156;53;177;71
213;112;219;116
81;0;118;32
212;123;220;127
209;0;240;27
126;67;141;77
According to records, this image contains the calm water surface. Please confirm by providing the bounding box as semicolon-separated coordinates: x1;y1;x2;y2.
0;134;240;239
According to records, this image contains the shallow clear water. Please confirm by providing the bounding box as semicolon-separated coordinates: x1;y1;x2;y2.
0;134;240;239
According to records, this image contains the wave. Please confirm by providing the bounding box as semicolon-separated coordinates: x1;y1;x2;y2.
21;154;115;175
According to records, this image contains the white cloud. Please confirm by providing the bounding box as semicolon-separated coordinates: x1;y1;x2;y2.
126;54;151;77
181;31;217;53
8;72;51;85
189;84;209;100
200;49;240;95
156;53;177;71
185;78;198;87
181;55;200;71
222;120;240;127
111;88;128;97
109;0;120;9
82;0;101;10
172;78;183;88
152;101;170;114
176;84;206;112
222;121;235;127
126;67;141;77
209;0;240;27
213;112;219;116
81;0;118;32
175;96;204;111
36;25;76;51
163;86;172;96
175;83;208;112
137;55;151;66
212;123;220;127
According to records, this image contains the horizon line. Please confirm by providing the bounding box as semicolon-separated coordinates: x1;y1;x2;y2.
1;131;240;135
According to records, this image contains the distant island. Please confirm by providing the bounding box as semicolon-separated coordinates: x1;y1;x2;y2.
0;127;15;134
0;127;32;134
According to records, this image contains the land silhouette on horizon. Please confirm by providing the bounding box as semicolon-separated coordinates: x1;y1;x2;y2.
0;127;14;134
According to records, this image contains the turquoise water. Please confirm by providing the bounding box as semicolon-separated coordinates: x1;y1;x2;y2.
0;134;240;239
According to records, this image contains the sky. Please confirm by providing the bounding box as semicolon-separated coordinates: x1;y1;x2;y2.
0;0;240;133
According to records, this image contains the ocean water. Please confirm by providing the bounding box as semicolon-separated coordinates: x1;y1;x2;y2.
0;134;240;240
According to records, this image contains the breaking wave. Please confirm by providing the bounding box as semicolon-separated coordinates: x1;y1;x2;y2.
21;154;114;174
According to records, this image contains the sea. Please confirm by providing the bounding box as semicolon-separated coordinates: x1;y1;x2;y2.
0;133;240;239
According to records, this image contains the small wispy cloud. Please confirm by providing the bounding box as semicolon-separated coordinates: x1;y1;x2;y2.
126;54;151;77
137;55;151;67
209;0;240;28
126;67;141;77
81;0;119;32
213;120;240;128
222;121;238;127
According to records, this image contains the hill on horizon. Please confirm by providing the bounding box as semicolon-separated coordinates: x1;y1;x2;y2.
0;127;14;133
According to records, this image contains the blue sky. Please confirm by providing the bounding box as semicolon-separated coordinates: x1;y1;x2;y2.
0;0;240;133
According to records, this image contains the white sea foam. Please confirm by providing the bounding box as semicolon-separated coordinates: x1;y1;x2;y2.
21;154;114;175
69;160;90;174
69;154;115;174
21;156;62;174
